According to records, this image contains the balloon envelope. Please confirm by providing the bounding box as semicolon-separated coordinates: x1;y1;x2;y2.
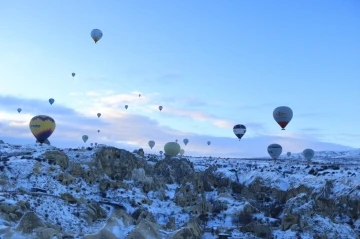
207;141;211;145
125;105;128;109
233;124;246;140
303;149;314;161
91;29;103;43
287;152;291;157
72;73;75;77
17;108;22;113
82;135;88;142
267;144;282;159
49;98;55;105
159;106;163;111
164;142;180;156
97;113;101;118
148;140;155;149
273;106;293;130
183;138;189;146
180;149;185;156
29;115;56;143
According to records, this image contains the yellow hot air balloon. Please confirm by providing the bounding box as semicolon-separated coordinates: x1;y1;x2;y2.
164;142;180;156
29;115;56;143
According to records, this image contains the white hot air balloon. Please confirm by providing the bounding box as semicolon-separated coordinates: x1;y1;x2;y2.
183;138;189;146
303;149;314;162
148;140;155;149
91;29;103;43
267;144;282;162
273;106;293;130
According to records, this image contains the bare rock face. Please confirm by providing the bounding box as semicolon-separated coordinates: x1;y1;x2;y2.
170;218;203;239
127;220;163;239
43;150;69;170
92;147;148;180
82;203;107;225
154;158;194;184
240;221;272;238
16;212;46;233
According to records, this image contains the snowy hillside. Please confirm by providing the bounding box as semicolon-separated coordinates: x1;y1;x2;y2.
0;141;359;239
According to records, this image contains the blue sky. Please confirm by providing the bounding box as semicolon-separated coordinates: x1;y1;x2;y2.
0;0;359;157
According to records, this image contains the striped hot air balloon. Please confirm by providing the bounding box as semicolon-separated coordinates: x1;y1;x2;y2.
29;115;56;143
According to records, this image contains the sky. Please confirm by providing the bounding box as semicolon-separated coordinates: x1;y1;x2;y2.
0;0;359;158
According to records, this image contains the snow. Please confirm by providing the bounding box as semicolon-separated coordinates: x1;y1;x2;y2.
0;143;359;238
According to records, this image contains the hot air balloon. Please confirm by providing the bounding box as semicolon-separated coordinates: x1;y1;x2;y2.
148;140;155;149
180;149;185;156
233;124;246;140
97;113;101;118
267;144;282;162
159;151;163;156
207;141;211;145
183;138;189;146
95;143;98;146
273;106;293;130
72;73;75;77
29;115;56;144
91;29;103;43
159;106;163;111
36;139;50;145
17;108;22;113
287;152;291;157
82;135;88;143
164;142;180;156
125;105;128;109
97;130;100;133
139;94;141;97
303;149;314;162
90;143;93;147
175;139;178;143
49;98;55;105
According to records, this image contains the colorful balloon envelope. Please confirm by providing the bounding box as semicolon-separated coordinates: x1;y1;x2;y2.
29;115;56;144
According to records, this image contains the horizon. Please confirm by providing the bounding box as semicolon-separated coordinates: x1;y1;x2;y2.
1;0;359;158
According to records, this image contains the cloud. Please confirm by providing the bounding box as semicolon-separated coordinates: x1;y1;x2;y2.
0;94;355;158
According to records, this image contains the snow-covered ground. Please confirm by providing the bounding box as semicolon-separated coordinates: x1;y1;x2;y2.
0;142;359;238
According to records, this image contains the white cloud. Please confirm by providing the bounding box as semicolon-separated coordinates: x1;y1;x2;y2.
0;94;355;158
